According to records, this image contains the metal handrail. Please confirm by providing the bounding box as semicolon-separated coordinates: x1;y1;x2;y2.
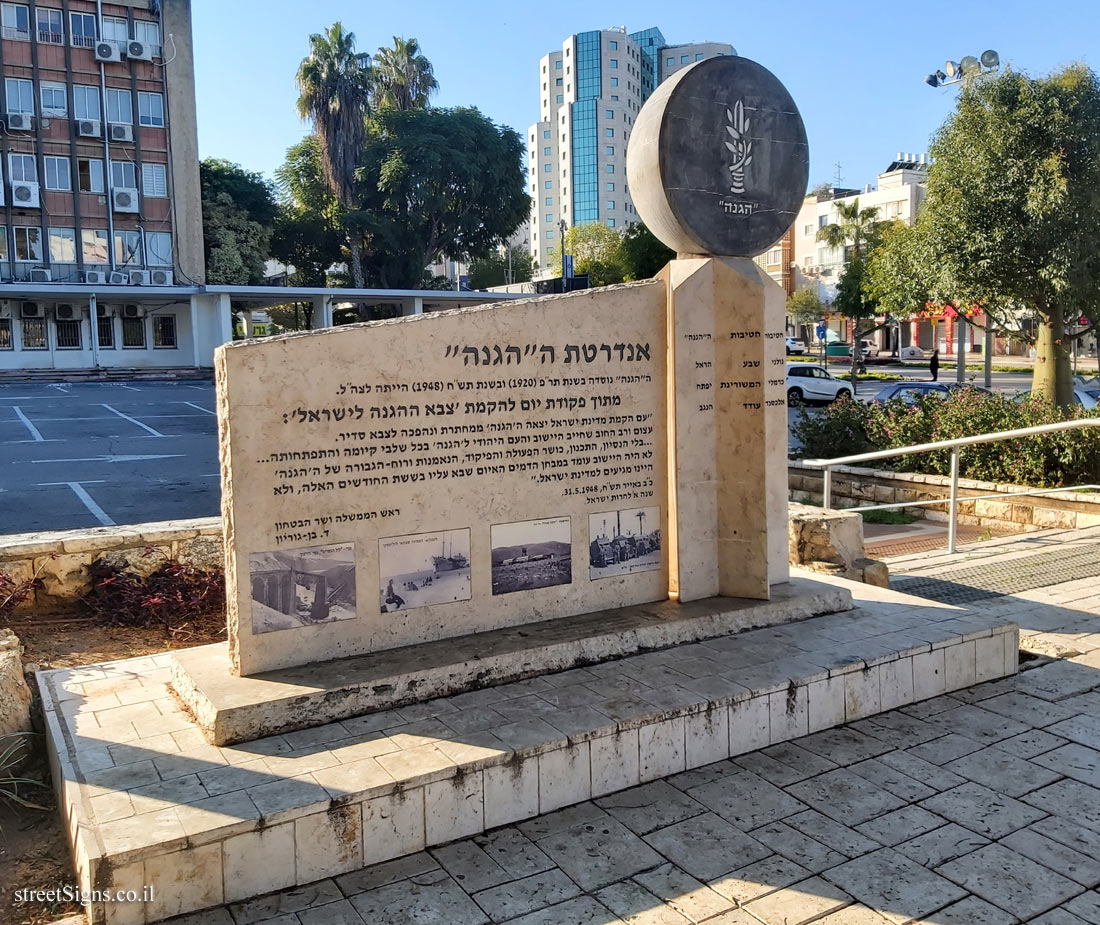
800;417;1100;552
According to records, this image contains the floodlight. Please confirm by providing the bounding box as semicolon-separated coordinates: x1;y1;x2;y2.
960;55;980;76
980;49;999;69
924;73;940;87
945;60;961;78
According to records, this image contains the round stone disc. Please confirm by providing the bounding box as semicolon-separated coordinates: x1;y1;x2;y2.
627;56;809;257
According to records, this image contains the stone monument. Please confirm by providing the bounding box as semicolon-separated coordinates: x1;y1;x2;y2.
170;54;819;744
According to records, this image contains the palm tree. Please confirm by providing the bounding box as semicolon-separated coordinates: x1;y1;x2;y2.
372;37;438;112
816;198;890;387
296;22;372;290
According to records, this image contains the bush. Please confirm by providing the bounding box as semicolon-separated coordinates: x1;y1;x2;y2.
0;559;49;617
83;549;225;631
792;389;1100;488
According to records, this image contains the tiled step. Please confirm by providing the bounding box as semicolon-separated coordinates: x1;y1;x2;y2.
38;576;1018;924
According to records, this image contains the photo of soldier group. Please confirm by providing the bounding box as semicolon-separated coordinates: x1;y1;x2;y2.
589;506;661;579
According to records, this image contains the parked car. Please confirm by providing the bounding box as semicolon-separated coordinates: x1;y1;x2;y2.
787;363;852;406
859;339;881;358
1015;386;1100;409
785;336;806;355
871;381;991;404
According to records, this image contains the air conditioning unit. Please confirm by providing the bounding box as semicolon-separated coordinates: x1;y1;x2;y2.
83;270;106;285
109;123;133;143
121;303;143;319
76;119;101;138
126;40;151;61
95;41;121;62
28;268;51;283
129;270;150;286
20;301;43;319
12;182;40;208
149;268;173;286
55;303;76;320
6;112;32;131
112;187;139;212
109;271;129;285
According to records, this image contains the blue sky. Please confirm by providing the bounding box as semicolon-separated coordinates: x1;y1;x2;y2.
194;0;1096;192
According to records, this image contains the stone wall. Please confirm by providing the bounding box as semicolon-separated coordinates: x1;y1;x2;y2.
0;518;222;614
790;463;1100;532
788;503;888;586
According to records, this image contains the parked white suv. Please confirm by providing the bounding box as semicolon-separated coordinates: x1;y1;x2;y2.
786;363;852;406
785;336;806;355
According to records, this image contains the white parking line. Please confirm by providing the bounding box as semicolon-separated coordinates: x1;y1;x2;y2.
12;406;44;441
181;401;216;416
101;403;165;437
38;480;114;526
119;385;143;392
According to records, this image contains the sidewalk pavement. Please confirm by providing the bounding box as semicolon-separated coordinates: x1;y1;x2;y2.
166;528;1100;925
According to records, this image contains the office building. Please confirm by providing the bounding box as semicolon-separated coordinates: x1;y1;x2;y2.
527;26;733;273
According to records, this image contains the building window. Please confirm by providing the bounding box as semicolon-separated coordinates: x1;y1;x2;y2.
605;146;614;155
101;16;127;45
48;227;76;262
106;88;132;125
2;3;29;40
606;200;615;210
73;85;100;121
544;163;552;173
606;182;614;191
768;248;782;264
610;77;618;87
545;213;552;223
69;11;95;46
666;57;674;67
5;77;33;114
137;92;164;127
36;7;62;43
153;315;176;348
111;160;137;190
114;231;142;266
544;180;552;189
141;162;167;198
55;319;80;349
554;59;561;69
555;77;562;87
680;55;689;64
81;228;108;263
40;82;67;116
14;226;42;261
605;109;613;118
542;129;550;138
44;156;71;191
133;19;160;54
606;164;614;173
544;196;552;206
610;94;618;101
695;53;704;61
121;317;145;348
543;146;551;156
146;232;171;266
545;230;554;239
818;214;828;228
22;318;46;349
606;218;616;228
555;94;563;104
78;158;105;193
0;318;11;349
608;40;617;50
605;128;614;137
96;310;113;348
9;153;36;183
609;59;618;68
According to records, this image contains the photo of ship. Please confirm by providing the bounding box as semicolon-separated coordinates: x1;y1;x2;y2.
589;506;661;579
379;528;472;612
491;516;572;595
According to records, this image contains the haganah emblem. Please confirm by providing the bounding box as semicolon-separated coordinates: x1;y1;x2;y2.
724;100;752;194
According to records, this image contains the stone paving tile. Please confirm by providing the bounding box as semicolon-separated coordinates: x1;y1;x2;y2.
430;841;513;893
936;842;1083;920
1048;715;1100;751
741;875;852;924
1025;780;1100;834
346;869;488;924
686;769;807;831
751;821;848;873
822;848;968;924
1031;908;1093;925
1030;816;1100;863
786;768;907;825
1063;890;1100;923
1000;827;1100;888
469;868;580;922
854;806;943;848
632;863;734;922
943;745;1062;797
920;782;1047;839
845;757;936;802
794;728;893;766
708;855;813;906
498;895;620;924
875;749;967;791
534;815;664;891
297;898;365;925
229;880;344;925
784;810;880;858
893;823;990;868
910;894;1018;924
993;728;1069;759
642;812;769;881
594;781;706;836
594;880;692;925
905;732;985;765
759;741;839;778
472;829;556;880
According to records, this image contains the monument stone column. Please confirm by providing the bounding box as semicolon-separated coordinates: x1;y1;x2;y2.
628;55;809;602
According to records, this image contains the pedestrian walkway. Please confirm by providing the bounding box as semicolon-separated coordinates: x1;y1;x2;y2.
864;521;1014;559
165;530;1100;925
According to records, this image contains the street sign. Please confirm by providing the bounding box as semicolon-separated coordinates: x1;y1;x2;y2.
816;323;827;339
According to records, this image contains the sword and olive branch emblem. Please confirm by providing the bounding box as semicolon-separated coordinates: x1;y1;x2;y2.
724;100;752;194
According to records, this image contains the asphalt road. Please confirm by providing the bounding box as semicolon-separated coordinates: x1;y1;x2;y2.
0;380;219;534
0;366;1044;535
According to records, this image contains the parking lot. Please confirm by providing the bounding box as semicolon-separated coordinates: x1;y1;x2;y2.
0;380;219;533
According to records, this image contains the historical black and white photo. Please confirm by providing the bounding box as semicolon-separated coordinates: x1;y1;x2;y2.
589;506;661;579
379;528;472;612
491;516;572;595
249;542;357;634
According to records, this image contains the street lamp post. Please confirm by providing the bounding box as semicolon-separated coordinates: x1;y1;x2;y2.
558;218;568;290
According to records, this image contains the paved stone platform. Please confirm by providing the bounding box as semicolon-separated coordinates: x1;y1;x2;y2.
38;574;1016;924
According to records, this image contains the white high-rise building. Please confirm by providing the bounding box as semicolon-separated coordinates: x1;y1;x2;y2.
527;27;734;274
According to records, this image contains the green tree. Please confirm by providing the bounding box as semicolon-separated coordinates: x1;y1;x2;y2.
372;36;438;112
295;22;372;292
467;247;533;289
199;159;277;285
817;198;891;386
619;221;673;280
787;285;826;326
554;222;625;286
874;65;1100;407
351;107;529;288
